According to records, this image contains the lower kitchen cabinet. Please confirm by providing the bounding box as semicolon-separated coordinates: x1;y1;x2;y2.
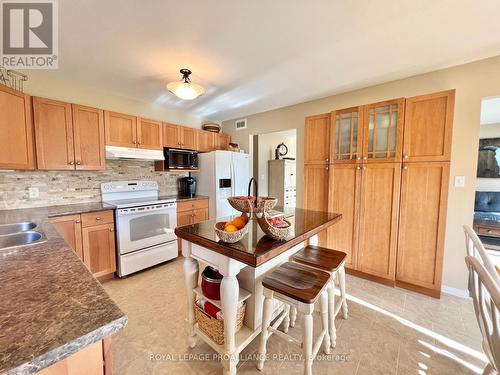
51;210;116;279
82;223;116;278
176;199;209;254
50;215;83;260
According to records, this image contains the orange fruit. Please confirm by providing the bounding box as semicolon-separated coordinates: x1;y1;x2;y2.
224;224;238;233
232;216;246;229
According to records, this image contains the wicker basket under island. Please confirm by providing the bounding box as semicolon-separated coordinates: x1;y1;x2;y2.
194;302;246;345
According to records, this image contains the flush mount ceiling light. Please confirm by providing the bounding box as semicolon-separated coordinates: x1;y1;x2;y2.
167;69;205;100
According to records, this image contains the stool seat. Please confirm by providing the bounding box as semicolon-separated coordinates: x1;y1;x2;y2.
262;262;331;304
293;245;347;272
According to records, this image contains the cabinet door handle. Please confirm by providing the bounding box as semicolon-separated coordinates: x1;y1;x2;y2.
325;158;329;163
356;166;361;170
403;166;408;170
325;166;329;170
363;157;367;160
357;157;361;160
404;154;409;159
75;220;81;224
76;161;81;165
68;161;74;165
132;140;137;144
109;228;114;232
96;217;102;221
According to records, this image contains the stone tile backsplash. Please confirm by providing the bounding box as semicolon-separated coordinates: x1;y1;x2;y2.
0;160;186;210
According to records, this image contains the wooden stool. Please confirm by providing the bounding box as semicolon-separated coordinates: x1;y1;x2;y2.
292;245;348;348
257;262;331;375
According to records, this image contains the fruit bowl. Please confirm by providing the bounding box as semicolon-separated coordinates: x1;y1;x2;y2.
228;196;278;214
214;215;250;243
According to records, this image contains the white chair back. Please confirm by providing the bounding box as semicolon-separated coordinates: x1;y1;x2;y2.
463;225;500;287
465;256;500;373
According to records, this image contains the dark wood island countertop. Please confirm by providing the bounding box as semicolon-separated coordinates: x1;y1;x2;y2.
175;207;342;267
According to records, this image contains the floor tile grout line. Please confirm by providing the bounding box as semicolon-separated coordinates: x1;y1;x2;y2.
395;342;401;374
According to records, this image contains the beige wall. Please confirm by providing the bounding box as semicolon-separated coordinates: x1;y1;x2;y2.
222;55;500;292
476;122;500;191
24;71;204;127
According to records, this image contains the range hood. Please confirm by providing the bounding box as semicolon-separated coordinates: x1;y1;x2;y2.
105;146;164;161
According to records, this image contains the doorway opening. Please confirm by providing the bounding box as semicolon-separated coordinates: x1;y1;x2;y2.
252;129;297;207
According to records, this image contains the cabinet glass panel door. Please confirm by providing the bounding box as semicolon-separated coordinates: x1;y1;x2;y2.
332;107;362;163
364;99;404;162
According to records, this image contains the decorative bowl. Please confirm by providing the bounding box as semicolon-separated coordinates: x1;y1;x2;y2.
214;220;249;243
228;196;278;214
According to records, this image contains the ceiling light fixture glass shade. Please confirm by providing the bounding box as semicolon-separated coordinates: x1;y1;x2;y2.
167;69;205;100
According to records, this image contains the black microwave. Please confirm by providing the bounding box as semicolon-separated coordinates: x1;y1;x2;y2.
164;148;199;170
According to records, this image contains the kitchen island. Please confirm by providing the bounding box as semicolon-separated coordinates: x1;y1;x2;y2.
175;208;342;375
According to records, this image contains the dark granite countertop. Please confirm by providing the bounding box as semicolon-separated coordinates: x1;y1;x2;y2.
176;207;342;267
0;203;127;375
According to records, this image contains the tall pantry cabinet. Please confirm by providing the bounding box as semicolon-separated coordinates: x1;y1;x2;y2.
304;90;454;297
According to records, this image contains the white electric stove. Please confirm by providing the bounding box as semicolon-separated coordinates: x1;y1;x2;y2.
101;180;177;277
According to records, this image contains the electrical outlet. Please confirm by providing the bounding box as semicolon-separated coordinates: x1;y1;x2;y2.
454;176;465;188
28;187;39;198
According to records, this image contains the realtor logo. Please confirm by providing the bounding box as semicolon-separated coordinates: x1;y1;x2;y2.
1;0;58;69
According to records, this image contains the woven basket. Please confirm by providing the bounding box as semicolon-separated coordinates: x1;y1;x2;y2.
194;302;246;345
254;199;292;240
214;219;249;243
228;196;278;214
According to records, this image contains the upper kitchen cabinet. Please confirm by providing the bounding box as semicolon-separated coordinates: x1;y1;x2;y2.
72;105;105;170
215;133;231;150
104;111;137;148
34;97;75;170
137;118;163;150
362;98;405;163
162;122;197;150
0;85;35;170
162;122;180;148
197;130;215;152
403;90;455;162
182;127;198;150
331;106;363;164
305;113;330;165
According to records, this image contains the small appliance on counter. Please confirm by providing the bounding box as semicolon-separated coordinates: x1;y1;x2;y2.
179;175;197;197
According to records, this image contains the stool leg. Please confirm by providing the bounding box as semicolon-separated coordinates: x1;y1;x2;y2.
301;305;314;375
257;293;274;371
320;290;331;354
327;281;336;347
339;265;348;319
290;306;297;328
283;304;290;333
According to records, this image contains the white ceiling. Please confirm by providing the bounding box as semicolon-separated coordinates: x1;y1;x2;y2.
481;97;500;125
38;0;500;121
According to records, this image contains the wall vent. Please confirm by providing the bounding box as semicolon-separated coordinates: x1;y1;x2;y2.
235;118;247;130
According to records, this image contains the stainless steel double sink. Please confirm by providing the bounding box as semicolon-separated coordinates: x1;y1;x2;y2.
0;221;46;250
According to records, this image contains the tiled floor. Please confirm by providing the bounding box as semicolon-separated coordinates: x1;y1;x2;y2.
103;259;486;374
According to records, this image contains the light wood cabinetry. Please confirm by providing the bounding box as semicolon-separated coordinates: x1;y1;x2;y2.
163;122;180;148
197;130;215;152
0;84;35;170
50;215;83;260
104;111;137;148
37;339;112;375
176;198;209;254
72;105;105;170
326;164;361;269
396;162;450;296
403;90;454;162
331;107;363;164
362;98;405;163
305;113;330;165
304;164;330;246
357;163;401;280
34;98;105;171
34;97;75;170
82;223;116;278
137;118;163;150
304;90;454;297
51;210;116;279
215;133;231;150
182;127;198;150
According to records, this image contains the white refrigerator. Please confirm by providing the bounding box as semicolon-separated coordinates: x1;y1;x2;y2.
194;151;250;219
